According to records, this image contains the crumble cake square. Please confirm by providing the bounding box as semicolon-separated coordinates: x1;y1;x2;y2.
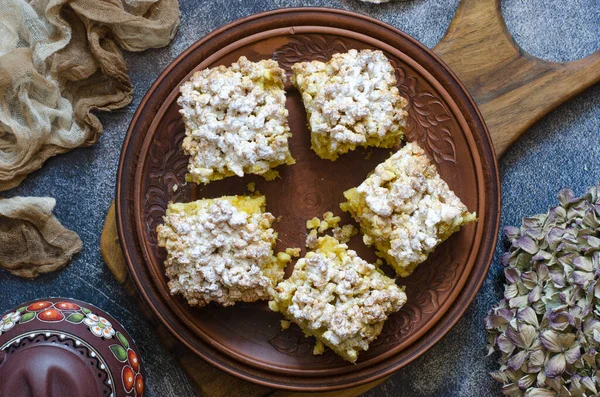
156;195;285;307
177;56;295;184
341;142;477;277
291;49;408;161
269;234;407;363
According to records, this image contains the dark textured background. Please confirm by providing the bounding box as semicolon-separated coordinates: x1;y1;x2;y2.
1;0;598;396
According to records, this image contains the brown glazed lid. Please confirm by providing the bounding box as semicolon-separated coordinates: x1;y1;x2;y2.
0;298;144;397
116;7;500;391
0;341;104;397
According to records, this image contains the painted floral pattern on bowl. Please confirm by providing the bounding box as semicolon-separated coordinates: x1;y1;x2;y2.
0;298;144;397
0;312;20;332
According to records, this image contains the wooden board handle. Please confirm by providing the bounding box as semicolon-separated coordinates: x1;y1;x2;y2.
433;0;600;156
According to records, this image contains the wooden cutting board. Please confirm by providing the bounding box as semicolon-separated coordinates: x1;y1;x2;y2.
100;0;600;395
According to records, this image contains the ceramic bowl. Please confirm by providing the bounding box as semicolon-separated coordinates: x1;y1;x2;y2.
0;298;144;397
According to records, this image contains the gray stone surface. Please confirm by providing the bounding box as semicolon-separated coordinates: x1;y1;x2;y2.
0;0;598;396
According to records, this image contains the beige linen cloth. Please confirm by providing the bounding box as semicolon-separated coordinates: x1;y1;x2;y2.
0;0;180;277
0;197;82;277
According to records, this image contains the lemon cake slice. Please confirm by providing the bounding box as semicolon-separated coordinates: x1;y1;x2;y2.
269;234;407;363
291;49;408;160
178;56;295;184
157;195;285;307
341;142;477;277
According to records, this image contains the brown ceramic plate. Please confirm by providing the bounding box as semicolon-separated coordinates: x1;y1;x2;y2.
116;8;500;391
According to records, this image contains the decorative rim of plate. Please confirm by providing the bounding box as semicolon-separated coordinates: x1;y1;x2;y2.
116;7;500;391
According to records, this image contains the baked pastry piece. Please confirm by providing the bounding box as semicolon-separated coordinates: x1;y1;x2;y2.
341;142;477;277
291;49;408;160
156;195;285;307
177;56;295;184
269;234;407;363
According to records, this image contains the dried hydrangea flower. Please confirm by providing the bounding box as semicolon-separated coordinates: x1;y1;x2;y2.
485;184;600;396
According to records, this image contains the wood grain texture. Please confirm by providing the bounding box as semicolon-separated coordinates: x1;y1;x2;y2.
432;0;600;157
101;0;599;394
100;203;128;284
